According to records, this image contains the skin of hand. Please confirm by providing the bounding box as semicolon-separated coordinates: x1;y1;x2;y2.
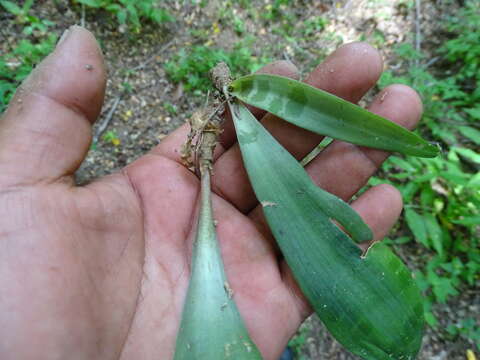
0;26;423;360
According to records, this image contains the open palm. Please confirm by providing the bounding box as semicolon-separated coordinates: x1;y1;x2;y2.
0;27;423;360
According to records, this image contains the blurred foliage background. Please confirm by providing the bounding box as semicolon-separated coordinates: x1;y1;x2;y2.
0;0;478;358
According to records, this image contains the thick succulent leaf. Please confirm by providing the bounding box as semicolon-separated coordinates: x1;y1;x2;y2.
229;74;439;158
174;172;262;360
230;101;424;360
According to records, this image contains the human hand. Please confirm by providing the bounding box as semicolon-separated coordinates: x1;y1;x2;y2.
0;26;423;360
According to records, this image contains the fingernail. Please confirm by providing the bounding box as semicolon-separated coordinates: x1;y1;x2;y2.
56;28;71;48
56;26;81;48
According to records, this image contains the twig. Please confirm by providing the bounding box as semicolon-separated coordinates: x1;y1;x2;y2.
93;95;122;144
99;98;115;117
424;56;440;69
414;0;422;68
81;3;85;28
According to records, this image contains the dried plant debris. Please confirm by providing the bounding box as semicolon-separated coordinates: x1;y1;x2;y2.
181;62;232;174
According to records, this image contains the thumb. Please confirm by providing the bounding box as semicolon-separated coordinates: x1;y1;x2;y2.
0;25;106;187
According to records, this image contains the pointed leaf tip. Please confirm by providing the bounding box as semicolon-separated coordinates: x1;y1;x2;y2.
229;74;439;158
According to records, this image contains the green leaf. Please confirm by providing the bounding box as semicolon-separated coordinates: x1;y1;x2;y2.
405;208;429;247
424;213;444;256
229;74;439;157
106;4;122;12
22;0;34;13
422;300;438;327
125;3;140;28
393;236;412;244
454;147;480;164
0;0;22;15
420;187;435;209
452;216;480;226
465;107;480;120
458;126;480;144
390;156;417;172
424;312;438;327
401;182;420;202
468;172;480;186
174;170;262;359
116;9;127;25
231;101;424;360
413;270;430;293
427;271;458;303
75;0;102;8
439;170;470;185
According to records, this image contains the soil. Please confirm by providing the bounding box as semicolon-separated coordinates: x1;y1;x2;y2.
1;0;477;359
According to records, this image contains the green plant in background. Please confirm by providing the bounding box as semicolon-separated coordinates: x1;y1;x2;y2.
74;0;174;32
164;38;270;94
287;325;309;360
232;14;246;35
260;0;293;23
372;0;480;349
216;2;246;35
1;0;55;35
442;1;480;106
163;101;178;115
447;318;480;349
371;150;479;324
102;130;121;146
301;16;328;37
263;0;297;39
0;0;34;22
0;0;57;113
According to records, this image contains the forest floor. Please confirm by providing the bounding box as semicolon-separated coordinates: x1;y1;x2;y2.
1;0;477;359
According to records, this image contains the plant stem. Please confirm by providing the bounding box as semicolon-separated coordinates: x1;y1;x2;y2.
173;63;262;359
195;129;217;249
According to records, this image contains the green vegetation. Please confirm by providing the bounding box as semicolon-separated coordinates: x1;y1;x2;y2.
301;16;328;37
163;101;178;115
286;324;309;360
102;130;121;146
447;318;480;349
0;0;57;113
165;39;271;95
372;0;480;348
0;0;54;34
74;0;174;32
0;0;173;114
